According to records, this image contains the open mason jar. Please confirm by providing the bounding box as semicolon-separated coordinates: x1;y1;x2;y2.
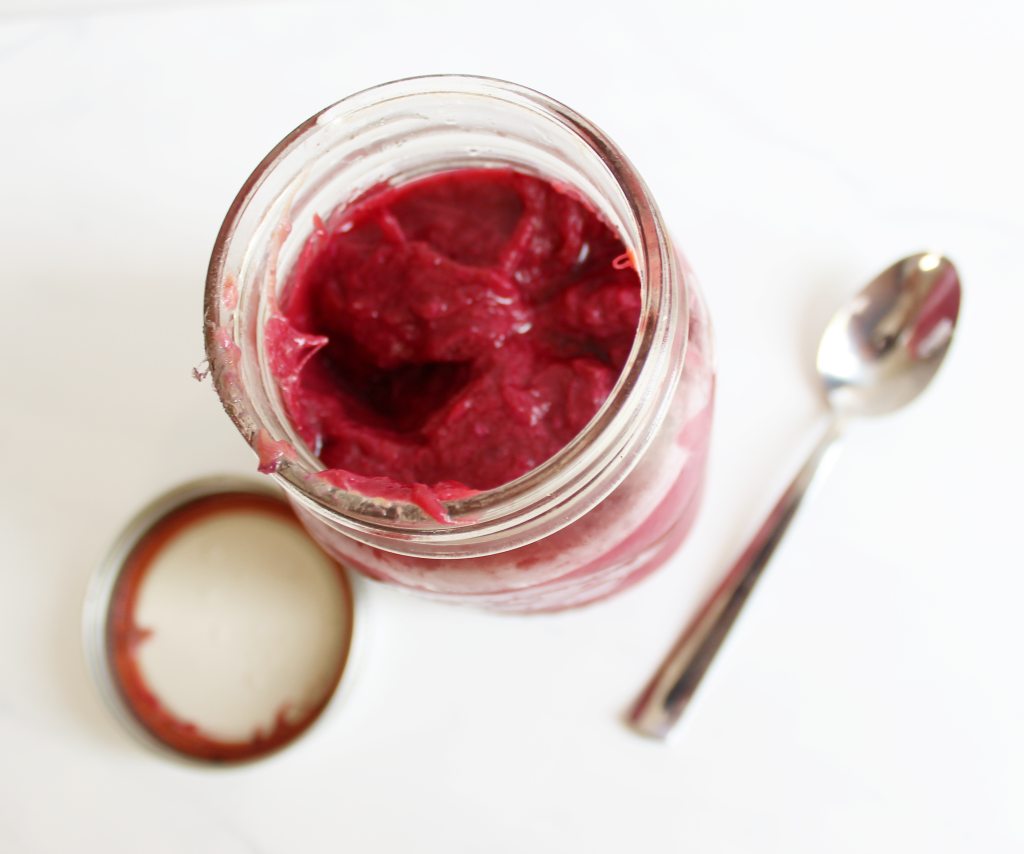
204;75;714;612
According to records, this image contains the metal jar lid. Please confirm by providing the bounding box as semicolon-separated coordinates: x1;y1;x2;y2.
83;476;362;765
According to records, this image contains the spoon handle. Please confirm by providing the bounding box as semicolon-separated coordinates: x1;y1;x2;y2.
628;417;846;739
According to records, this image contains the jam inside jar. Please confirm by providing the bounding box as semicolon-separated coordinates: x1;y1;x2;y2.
205;76;715;612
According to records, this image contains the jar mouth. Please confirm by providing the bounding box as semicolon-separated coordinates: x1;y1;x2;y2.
204;75;689;556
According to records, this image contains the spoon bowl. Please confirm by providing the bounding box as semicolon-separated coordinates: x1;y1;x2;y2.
629;252;961;739
819;252;961;417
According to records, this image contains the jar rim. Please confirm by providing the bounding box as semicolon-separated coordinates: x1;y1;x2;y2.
204;75;690;557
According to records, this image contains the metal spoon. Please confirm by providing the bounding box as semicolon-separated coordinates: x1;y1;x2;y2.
629;252;962;739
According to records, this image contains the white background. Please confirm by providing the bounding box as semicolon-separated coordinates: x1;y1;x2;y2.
1;0;1022;851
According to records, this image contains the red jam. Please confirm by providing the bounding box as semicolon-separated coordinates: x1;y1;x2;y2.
267;169;641;499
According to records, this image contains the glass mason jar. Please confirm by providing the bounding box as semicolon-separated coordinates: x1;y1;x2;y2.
204;76;714;612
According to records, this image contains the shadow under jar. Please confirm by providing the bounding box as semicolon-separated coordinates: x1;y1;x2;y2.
204;76;714;612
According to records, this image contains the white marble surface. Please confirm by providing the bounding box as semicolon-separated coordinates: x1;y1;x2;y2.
1;1;1022;851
